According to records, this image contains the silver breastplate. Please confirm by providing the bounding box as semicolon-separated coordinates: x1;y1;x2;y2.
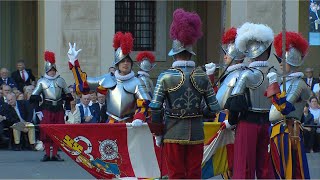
216;70;241;109
40;78;63;100
139;75;154;96
248;67;272;112
106;82;135;121
269;78;311;122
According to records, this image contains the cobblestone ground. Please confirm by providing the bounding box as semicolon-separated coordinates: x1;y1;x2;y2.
0;150;319;179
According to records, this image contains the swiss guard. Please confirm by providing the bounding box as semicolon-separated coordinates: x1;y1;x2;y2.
67;32;150;124
149;8;220;179
224;22;276;179
135;51;156;97
30;51;73;162
266;31;311;179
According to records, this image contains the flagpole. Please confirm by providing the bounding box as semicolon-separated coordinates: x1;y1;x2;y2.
282;0;287;126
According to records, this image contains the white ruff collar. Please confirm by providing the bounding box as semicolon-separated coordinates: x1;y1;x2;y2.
249;61;269;68
172;60;195;68
138;71;150;77
227;63;245;73
115;70;135;81
44;73;59;80
288;72;304;78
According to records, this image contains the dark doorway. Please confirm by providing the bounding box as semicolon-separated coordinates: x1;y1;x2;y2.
0;1;38;77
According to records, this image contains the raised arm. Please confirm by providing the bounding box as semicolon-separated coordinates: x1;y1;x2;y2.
67;42;101;95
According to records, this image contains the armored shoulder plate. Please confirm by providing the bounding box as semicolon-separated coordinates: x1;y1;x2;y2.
123;77;144;94
99;73;117;89
56;76;67;89
190;67;210;94
158;68;184;92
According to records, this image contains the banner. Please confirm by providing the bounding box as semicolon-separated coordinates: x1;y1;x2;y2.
41;123;165;179
202;122;235;179
41;122;234;179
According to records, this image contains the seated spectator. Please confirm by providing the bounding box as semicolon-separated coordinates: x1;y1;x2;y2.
0;96;19;147
79;94;99;123
89;92;98;106
16;93;24;100
23;85;35;100
302;104;316;153
0;68;17;88
6;93;36;151
304;68;319;91
68;85;80;104
97;92;106;123
1;84;12;103
65;98;81;124
11;60;36;92
309;96;320;152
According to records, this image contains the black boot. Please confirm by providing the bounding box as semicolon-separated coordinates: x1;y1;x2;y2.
13;144;21;151
51;154;64;161
40;154;50;162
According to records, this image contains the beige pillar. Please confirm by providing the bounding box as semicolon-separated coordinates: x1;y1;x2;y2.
38;0;115;85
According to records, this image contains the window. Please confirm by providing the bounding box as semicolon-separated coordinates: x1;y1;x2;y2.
115;1;156;51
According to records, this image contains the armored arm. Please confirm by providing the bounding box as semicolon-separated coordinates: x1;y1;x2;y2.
231;68;263;95
149;73;166;124
203;79;220;114
29;79;43;111
69;60;105;95
287;80;311;104
133;79;151;121
57;77;74;110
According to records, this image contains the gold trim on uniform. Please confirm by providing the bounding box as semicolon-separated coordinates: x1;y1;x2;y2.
164;139;204;144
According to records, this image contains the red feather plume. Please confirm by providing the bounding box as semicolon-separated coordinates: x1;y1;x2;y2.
121;32;134;55
136;51;155;63
44;51;55;64
170;8;203;46
113;31;124;50
274;32;309;57
222;27;237;44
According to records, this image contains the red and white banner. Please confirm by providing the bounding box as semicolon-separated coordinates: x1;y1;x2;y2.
41;123;166;179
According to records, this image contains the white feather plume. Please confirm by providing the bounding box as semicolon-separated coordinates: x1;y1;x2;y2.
235;22;274;52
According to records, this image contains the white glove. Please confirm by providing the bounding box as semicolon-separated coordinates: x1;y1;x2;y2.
36;112;44;121
67;42;82;65
131;119;143;127
267;72;278;85
205;62;216;75
223;120;232;129
155;136;163;147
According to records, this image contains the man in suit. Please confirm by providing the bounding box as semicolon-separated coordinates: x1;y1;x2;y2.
97;92;106;123
0;95;19;147
304;67;319;91
6;93;36;151
0;84;12;103
0;68;17;89
11;60;36;92
79;94;99;123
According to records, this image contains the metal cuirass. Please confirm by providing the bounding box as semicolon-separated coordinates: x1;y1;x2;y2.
32;76;66;100
106;77;150;121
248;66;273;111
269;77;311;123
216;67;243;109
138;74;154;96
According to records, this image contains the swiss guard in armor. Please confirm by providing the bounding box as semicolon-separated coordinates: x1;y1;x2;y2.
149;9;220;179
135;51;156;97
30;51;73;162
266;32;310;179
216;27;246;122
67;32;150;125
224;22;276;179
